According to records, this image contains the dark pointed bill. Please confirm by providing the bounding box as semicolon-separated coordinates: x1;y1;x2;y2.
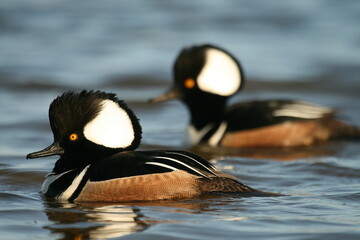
148;88;182;103
26;142;64;159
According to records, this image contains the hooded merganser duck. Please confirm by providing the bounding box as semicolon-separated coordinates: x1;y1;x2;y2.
150;44;360;148
26;90;272;202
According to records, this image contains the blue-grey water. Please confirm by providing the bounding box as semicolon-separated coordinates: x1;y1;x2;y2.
1;1;360;239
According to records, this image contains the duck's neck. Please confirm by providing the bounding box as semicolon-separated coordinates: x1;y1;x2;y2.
52;147;121;174
184;94;227;130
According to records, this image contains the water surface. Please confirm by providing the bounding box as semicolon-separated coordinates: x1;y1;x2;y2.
1;1;360;239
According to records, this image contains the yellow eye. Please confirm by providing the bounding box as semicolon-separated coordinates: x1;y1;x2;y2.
69;133;78;141
184;78;195;89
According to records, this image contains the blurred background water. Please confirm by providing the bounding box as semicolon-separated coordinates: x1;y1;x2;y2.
0;0;360;239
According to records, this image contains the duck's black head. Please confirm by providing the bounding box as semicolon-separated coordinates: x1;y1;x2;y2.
27;90;142;170
150;44;244;106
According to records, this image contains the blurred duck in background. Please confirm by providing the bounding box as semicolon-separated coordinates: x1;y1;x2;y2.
150;44;360;148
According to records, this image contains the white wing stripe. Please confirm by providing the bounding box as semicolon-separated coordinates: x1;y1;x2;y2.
273;102;333;119
281;103;332;113
145;162;178;171
166;151;218;172
273;109;327;119
154;156;209;178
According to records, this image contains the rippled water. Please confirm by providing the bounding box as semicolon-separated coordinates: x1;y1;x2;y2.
1;1;360;239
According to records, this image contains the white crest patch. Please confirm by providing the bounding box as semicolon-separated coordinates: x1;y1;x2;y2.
197;48;241;96
84;100;135;148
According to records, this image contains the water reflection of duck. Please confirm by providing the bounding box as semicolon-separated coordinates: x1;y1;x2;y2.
150;44;360;148
43;201;149;239
42;197;238;239
27;90;277;202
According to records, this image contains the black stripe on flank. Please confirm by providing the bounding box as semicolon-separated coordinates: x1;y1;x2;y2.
45;169;82;198
201;122;224;144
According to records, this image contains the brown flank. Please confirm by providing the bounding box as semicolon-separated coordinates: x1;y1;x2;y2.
221;118;360;148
